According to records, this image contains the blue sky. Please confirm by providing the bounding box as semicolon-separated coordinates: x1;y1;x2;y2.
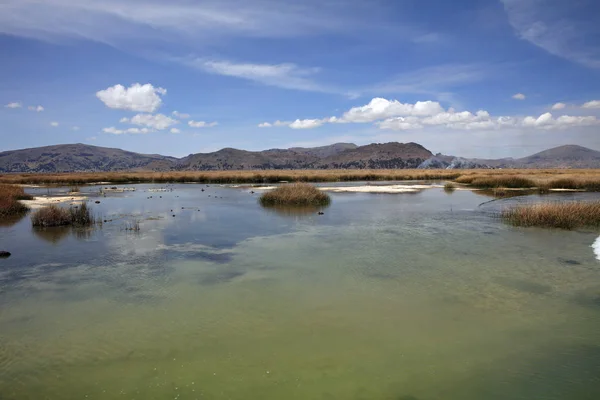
1;0;600;158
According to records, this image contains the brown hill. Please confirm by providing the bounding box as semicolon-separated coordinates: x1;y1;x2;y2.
0;143;175;172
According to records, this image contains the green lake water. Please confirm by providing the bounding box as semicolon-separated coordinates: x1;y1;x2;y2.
1;183;599;399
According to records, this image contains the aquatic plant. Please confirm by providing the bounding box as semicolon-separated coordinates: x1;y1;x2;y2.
502;201;600;230
443;182;456;193
259;183;331;207
31;202;96;227
0;184;32;218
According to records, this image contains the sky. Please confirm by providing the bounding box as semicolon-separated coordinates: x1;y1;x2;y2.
1;0;600;159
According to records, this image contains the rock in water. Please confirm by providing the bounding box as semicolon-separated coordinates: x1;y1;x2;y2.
0;251;11;258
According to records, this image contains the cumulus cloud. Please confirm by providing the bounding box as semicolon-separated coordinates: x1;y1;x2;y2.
96;83;166;112
103;127;151;135
258;122;272;128
121;113;178;130
512;93;526;100
4;102;22;108
188;120;218;128
551;102;566;110
289;119;325;129
50;121;59;127
170;128;181;134
583;100;600;109
28;105;44;112
261;97;600;132
172;111;190;119
340;98;444;123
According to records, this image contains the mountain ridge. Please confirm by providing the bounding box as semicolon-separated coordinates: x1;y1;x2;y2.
0;142;599;172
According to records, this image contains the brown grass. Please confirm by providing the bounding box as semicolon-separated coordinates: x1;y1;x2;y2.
2;169;600;192
0;170;461;185
0;184;32;218
502;201;600;230
259;183;331;207
31;203;96;227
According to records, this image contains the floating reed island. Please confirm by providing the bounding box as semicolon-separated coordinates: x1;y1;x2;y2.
501;201;600;230
259;183;331;207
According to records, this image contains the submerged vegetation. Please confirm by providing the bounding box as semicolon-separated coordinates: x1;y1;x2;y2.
259;183;331;207
0;184;32;218
502;201;600;230
31;203;96;227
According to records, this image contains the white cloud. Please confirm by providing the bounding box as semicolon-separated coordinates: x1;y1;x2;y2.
96;83;166;112
289;119;325;129
72;126;80;131
4;102;22;108
121;113;178;130
170;128;181;134
188;120;218;128
191;59;328;92
340;98;445;123
501;0;600;68
172;111;190;119
50;121;59;127
512;93;526;100
258;122;272;128
103;127;151;135
262;97;600;132
28;105;44;112
551;102;566;110
582;100;600;109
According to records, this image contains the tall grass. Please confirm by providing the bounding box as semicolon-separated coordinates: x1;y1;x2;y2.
259;183;331;207
502;201;600;230
0;184;32;218
0;170;462;185
31;203;96;227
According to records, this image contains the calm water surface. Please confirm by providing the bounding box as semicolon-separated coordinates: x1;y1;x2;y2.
1;183;599;400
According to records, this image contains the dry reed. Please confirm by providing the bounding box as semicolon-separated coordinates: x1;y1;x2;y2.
502;201;600;230
31;203;96;227
0;184;32;218
259;183;331;207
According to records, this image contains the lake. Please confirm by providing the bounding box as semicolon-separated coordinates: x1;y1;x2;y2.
1;182;599;400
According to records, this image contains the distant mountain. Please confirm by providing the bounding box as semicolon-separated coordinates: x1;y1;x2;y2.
289;143;358;158
0;143;176;172
176;142;431;170
515;145;600;168
1;143;599;173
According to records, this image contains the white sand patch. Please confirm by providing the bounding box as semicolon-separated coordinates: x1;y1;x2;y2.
250;184;443;193
593;236;600;261
548;189;585;192
20;196;87;209
319;184;441;193
251;186;278;191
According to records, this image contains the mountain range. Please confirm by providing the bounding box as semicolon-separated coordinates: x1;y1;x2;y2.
0;143;599;173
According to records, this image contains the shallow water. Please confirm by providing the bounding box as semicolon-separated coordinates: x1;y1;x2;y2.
1;183;600;400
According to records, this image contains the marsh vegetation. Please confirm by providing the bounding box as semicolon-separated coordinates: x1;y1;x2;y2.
259;183;331;207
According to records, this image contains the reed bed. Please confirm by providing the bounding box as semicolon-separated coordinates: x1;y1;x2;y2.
0;184;32;218
3;169;600;192
0;170;461;185
502;201;600;230
259;183;331;207
31;203;96;227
